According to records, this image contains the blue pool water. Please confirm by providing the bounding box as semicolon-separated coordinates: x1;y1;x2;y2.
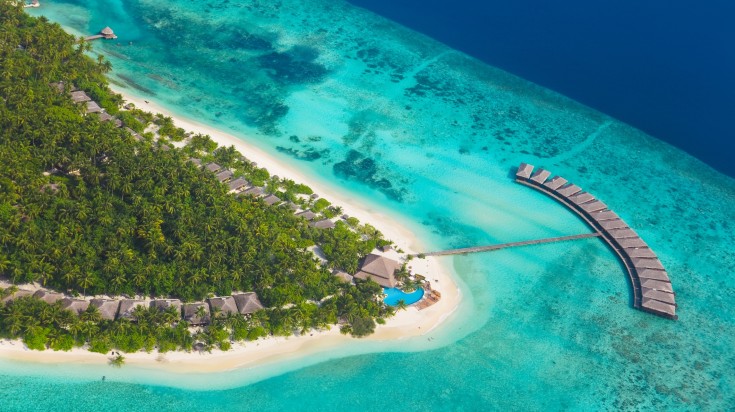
383;287;425;306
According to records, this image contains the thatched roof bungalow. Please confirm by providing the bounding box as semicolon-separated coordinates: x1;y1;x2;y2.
333;270;353;284
353;254;401;288
515;163;534;179
70;90;91;103
232;293;264;315
207;296;238;316
1;289;34;303
151;299;182;312
216;169;234;182
33;290;64;304
530;169;551;184
118;299;147;319
263;194;281;206
182;302;210;325
311;219;335;229
86;101;102;114
61;298;90;315
242;186;264;196
228;177;249;192
544;176;567;190
90;299;120;320
205;162;222;173
295;210;317;221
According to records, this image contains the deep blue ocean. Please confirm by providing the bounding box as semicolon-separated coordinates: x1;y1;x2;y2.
350;0;735;177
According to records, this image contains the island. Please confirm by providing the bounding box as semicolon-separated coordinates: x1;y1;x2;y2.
0;2;457;367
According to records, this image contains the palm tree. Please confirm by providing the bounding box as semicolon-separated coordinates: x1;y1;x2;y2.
395;299;408;311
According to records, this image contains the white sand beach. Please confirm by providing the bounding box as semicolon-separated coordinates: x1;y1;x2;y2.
0;89;462;374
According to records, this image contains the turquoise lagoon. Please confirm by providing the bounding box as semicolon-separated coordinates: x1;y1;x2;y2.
9;0;735;410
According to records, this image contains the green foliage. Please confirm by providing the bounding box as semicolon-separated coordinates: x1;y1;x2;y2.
349;317;375;338
110;354;125;368
312;198;331;212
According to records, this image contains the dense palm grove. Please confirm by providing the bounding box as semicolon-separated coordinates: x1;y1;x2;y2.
0;3;392;353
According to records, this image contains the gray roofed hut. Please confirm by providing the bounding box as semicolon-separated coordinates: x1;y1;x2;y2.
33;290;64;304
205;162;222;173
1;289;34;303
353;254;401;288
544;176;567;190
557;184;582;197
262;194;281;206
117;299;147;319
97;112;122;127
311;219;335;229
86;101;102;114
228;177;249;192
70;90;91;103
637;269;670;282
632;258;665;270
150;299;182;312
232;293;264;315
100;27;117;39
640;278;674;293
188;158;202;167
207;296;238;316
61;298;90;315
216;169;234;182
570;192;595;205
530;169;551;184
90;299;120;320
580;201;607;213
641;298;676;318
642;288;676;305
515;163;534;179
242;186;264;196
182;302;210;325
296;210;317;221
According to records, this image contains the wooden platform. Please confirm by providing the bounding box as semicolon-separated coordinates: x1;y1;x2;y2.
421;233;600;257
514;163;677;320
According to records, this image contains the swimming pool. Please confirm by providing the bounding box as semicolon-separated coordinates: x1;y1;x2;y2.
383;287;425;306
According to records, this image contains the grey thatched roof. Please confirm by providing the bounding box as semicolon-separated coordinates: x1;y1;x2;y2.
1;289;33;303
242;186;264;196
570;192;595;205
151;299;182;312
641;298;676;317
354;254;400;288
232;293;264;315
117;299;147;319
263;194;281;206
182;302;210;325
70;90;91;103
90;299;120;320
354;271;396;288
516;163;534;179
311;219;335;229
544;176;567;190
61;298;90;315
333;270;353;284
33;290;64;304
530;169;551;184
228;177;249;192
207;296;238;315
295;210;317;221
642;288;676;305
86;101;102;114
205;162;222;173
216;169;234;182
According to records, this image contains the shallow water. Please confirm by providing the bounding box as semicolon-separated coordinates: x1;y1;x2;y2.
13;0;735;409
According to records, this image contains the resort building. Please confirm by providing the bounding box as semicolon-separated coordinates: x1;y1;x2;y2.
1;289;33;303
90;299;120;320
354;254;401;288
295;210;316;221
60;298;90;315
216;169;234;182
151;299;182;312
263;194;281;206
86;101;102;114
70;90;91;103
311;219;335;229
208;296;239;316
117;299;147;319
232;292;264;315
228;177;249;193
33;290;64;304
205;162;221;173
242;186;264;196
182;302;210;325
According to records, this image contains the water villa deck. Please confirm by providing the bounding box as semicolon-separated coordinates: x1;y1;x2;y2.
515;163;677;320
84;27;117;41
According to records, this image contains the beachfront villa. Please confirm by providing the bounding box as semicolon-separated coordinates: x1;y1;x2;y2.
90;299;120;320
182;302;210;326
232;292;264;315
208;296;238;316
60;298;90;315
354;254;401;288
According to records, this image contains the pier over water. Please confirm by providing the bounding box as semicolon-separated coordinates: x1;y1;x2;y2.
515;163;677;320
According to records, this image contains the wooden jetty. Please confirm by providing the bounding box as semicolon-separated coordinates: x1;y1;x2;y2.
421;233;601;257
515;163;677;320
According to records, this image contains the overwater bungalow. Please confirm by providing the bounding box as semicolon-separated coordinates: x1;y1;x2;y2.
354;253;401;288
90;299;120;320
33;290;64;304
295;210;317;221
216;169;234;182
262;194;281;206
205;162;222;173
232;292;264;315
182;302;210;325
117;299;147;319
60;298;90;315
311;219;335;229
207;296;238;316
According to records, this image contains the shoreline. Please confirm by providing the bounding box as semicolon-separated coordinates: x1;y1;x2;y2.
0;87;462;376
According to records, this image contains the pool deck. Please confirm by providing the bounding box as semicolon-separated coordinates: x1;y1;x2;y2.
514;163;677;320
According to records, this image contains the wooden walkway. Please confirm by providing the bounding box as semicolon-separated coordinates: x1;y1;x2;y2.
514;163;677;320
420;233;601;256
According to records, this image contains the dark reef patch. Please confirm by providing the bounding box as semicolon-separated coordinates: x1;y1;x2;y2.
275;146;326;161
333;150;405;202
257;46;328;84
